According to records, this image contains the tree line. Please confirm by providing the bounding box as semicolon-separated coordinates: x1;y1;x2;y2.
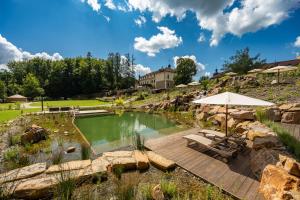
0;53;136;99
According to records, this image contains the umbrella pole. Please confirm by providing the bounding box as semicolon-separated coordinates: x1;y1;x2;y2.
225;104;228;137
277;69;279;84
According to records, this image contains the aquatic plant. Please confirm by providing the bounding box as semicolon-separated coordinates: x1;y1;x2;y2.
160;180;177;198
55;171;76;200
81;144;91;160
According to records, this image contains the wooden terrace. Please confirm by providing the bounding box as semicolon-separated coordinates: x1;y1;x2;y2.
145;128;264;200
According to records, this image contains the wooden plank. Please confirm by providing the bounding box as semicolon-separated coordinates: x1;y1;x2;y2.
146;128;261;200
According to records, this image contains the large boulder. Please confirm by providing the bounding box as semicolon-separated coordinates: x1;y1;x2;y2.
230;110;255;120
281;111;300;124
46;160;92;174
277;155;300;178
259;165;300;200
0;163;47;184
151;184;164;200
196;112;209;121
252;136;283;150
265;107;282;122
21;124;47;145
279;104;294;111
102;151;137;170
250;148;280;179
133;150;149;170
146;151;176;170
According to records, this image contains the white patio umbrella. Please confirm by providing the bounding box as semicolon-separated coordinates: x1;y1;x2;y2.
176;84;188;88
192;92;274;136
188;81;200;86
263;66;298;84
248;68;264;74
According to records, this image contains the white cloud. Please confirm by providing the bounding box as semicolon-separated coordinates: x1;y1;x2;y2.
104;0;116;10
103;15;111;22
173;55;206;75
128;0;299;46
295;36;300;47
134;15;146;27
134;26;182;56
134;64;151;76
198;33;206;43
81;0;101;12
0;35;63;68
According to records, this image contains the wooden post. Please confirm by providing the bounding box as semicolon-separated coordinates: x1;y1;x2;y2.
225;104;228;137
41;97;44;111
277;69;280;84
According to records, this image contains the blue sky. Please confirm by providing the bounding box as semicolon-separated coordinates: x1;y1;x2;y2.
1;0;300;78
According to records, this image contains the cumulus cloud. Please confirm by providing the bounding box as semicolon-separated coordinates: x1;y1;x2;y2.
81;0;101;12
134;64;151;76
134;15;146;27
128;0;299;46
173;55;206;75
295;36;300;47
198;33;206;43
134;26;182;56
104;0;116;10
0;35;63;68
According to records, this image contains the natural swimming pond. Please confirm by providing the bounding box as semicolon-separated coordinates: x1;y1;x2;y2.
74;112;187;154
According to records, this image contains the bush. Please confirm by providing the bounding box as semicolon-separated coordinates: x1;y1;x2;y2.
3;146;20;161
115;98;125;106
160;180;177;198
8;134;21;146
140;184;152;200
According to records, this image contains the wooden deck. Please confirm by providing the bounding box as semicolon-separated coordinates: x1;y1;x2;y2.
145;128;264;200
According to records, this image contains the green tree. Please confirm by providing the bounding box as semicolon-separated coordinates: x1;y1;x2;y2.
22;73;44;98
0;80;6;99
174;58;197;85
223;47;265;74
199;76;210;91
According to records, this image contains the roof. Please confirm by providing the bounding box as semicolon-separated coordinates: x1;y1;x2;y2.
140;66;175;78
7;94;27;99
264;59;300;69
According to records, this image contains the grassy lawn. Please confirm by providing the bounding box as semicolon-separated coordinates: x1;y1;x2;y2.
0;103;19;110
30;100;109;107
0;108;40;123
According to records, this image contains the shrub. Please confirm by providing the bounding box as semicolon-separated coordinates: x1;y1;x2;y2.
3;146;19;162
55;171;76;200
140;184;152;200
8;134;21;146
115;98;125;106
255;107;267;123
160;180;177;198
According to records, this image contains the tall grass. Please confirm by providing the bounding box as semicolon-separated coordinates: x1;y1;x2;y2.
113;173;139;200
255;108;300;160
55;171;76;200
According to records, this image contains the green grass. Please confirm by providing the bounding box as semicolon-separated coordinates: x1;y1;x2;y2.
0;108;40;123
30;100;108;107
0;103;20;110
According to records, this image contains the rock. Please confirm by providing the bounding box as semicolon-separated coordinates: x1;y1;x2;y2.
259;165;300;200
46;160;92;174
230;110;254;120
279;104;294;111
281;112;300;124
235;121;251;134
209;106;221;115
91;156;110;173
133;150;149;170
146;151;176;170
0;163;47;184
196;112;209;121
271;80;277;85
246;130;268;141
151;184;164;200
250;148;279;179
21;125;48;145
277;155;300;178
66;146;76;153
252;136;282;150
265;107;282;122
102;151;137;170
227;118;240;129
110;157;137;170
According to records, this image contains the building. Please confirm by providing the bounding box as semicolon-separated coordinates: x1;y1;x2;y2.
6;94;27;103
264;58;300;69
139;65;175;89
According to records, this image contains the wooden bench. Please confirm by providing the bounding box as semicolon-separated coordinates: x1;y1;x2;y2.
183;134;238;162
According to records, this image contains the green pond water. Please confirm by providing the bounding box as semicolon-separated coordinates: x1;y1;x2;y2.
74;112;187;154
